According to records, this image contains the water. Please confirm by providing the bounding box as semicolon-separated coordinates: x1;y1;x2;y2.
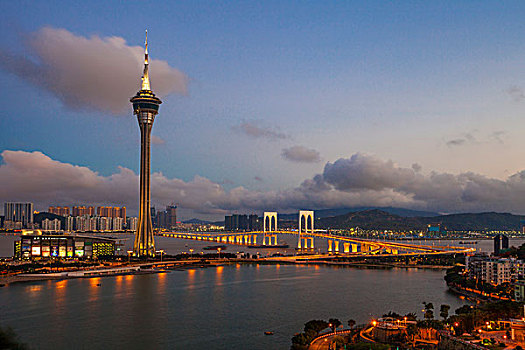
2;234;509;349
0;263;469;349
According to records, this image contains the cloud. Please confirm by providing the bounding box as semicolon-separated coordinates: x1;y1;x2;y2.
0;27;188;115
411;163;422;173
446;131;506;147
281;146;321;163
506;85;525;102
446;138;466;147
151;135;165;145
233;121;289;140
4;150;525;219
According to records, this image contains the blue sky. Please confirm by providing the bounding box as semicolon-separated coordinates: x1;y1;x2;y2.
3;1;525;218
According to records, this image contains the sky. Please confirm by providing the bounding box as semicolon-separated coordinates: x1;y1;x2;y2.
2;1;525;219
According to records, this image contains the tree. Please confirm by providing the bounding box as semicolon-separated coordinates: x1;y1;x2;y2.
440;304;450;321
423;302;434;321
304;320;329;334
328;318;342;332
347;319;356;329
0;326;29;350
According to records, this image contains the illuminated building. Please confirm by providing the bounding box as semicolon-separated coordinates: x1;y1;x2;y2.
130;31;162;257
72;206;95;217
155;204;177;229
14;235;116;260
48;206;70;216
4;202;34;227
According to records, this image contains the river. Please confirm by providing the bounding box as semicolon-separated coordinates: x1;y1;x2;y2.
0;235;519;349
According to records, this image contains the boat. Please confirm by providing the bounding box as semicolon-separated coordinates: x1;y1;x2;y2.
264;331;274;335
248;244;289;249
203;245;227;251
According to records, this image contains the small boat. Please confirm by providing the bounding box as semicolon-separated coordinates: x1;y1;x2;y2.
264;331;274;335
96;284;101;286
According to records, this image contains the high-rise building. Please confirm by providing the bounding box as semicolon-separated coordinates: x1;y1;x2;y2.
42;218;61;232
48;206;70;216
131;32;162;257
154;205;178;229
65;216;74;231
494;234;501;255
4;202;34;227
127;217;138;232
72;206;95;217
224;214;253;231
166;204;177;229
96;206;126;218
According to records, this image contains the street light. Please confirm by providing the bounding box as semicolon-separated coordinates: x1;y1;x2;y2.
217;247;221;259
127;250;133;264
189;248;194;259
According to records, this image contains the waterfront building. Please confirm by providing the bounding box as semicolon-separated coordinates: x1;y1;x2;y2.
14;235;116;260
65;216;74;231
515;280;525;302
112;217;124;231
41;218;61;232
127;217;138;232
4;202;34;228
98;217;112;231
225;214;255;231
155;205;177;229
466;254;521;285
131;32;162;257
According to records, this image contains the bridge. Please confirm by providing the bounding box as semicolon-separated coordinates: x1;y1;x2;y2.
156;210;475;256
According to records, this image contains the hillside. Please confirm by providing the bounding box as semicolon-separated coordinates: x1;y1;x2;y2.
316;210;524;231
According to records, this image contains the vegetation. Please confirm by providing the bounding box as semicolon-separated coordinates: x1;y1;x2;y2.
290;319;329;350
315;209;523;231
0;326;29;350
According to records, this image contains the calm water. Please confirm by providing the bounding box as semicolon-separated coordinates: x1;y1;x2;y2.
1;234;515;349
0;264;469;349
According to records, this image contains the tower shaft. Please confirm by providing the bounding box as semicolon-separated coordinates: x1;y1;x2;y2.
133;111;156;256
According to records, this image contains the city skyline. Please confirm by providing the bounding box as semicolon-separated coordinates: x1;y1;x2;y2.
3;2;525;219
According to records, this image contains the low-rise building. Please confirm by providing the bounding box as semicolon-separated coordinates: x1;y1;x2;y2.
14;235;116;260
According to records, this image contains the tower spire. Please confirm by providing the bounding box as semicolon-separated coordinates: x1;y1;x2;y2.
141;30;150;91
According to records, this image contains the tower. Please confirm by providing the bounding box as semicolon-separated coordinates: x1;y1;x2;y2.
131;31;162;257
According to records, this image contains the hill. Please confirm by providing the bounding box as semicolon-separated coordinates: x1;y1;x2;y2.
316;210;524;231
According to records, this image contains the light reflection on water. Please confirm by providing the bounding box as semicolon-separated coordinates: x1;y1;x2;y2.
0;264;471;350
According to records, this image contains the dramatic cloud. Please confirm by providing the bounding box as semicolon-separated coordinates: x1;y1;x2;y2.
151;135;166;145
4;150;525;219
0;27;188;114
506;85;525;102
233;122;289;140
281;146;321;163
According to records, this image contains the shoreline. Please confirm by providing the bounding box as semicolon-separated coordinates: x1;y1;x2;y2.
0;258;455;286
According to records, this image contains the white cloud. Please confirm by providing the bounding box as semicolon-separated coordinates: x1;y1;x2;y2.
281;146;321;163
0;27;188;115
233;121;289;140
3;150;525;219
151;135;166;145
